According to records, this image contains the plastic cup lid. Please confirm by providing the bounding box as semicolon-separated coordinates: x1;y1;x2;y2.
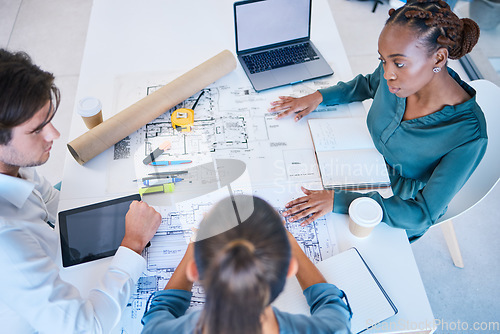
77;97;102;117
348;197;383;227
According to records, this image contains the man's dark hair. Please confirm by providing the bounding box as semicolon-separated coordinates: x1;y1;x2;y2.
0;49;60;145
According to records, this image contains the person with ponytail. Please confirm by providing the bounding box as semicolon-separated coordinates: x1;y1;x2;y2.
141;195;352;333
271;0;487;241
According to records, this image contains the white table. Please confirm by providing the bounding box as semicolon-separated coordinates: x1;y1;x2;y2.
58;0;435;333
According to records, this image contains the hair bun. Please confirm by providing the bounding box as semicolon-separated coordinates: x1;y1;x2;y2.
224;239;255;254
448;18;479;59
461;18;480;53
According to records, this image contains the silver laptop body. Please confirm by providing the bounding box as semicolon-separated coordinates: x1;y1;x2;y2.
234;0;334;92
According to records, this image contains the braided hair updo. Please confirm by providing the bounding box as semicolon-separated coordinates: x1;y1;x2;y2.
387;0;480;59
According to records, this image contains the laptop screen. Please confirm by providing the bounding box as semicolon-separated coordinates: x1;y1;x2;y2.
235;0;311;53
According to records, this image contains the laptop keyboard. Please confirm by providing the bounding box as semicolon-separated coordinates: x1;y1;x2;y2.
242;42;319;74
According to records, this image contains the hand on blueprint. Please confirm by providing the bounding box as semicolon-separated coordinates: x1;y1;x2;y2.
285;229;327;289
269;91;323;122
283;186;334;226
121;200;162;254
164;242;195;292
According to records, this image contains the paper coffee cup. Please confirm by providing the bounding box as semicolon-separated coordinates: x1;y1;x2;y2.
77;97;103;129
348;197;383;238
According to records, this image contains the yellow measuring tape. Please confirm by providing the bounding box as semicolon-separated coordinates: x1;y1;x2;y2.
171;90;205;132
171;108;194;132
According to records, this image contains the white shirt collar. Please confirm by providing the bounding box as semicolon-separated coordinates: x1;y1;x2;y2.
0;171;35;209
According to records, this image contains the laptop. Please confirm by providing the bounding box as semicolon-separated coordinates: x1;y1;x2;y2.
234;0;334;92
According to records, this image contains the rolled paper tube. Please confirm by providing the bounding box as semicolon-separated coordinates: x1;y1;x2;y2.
67;49;237;165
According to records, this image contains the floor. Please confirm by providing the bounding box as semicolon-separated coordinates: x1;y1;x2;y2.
454;0;500;86
1;0;499;333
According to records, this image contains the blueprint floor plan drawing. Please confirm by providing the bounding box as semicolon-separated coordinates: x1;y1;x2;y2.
108;70;358;333
116;195;338;334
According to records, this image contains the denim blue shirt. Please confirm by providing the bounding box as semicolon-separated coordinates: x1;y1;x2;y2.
141;283;351;333
319;64;487;240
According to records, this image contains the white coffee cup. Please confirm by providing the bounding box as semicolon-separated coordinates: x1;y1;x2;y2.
77;97;102;129
348;197;383;238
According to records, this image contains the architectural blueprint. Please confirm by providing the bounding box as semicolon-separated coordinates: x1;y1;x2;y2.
106;70;365;194
109;71;356;333
115;187;338;334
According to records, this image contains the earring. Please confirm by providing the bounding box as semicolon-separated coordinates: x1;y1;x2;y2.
433;67;441;73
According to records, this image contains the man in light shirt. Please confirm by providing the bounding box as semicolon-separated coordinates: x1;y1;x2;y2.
0;48;162;333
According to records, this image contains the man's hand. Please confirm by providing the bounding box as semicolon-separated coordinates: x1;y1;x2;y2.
121;200;162;254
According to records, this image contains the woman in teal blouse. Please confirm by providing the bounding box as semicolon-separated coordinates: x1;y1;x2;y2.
141;196;351;333
270;0;487;240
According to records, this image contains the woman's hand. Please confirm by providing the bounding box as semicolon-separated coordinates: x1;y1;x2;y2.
283;187;334;226
269;91;323;122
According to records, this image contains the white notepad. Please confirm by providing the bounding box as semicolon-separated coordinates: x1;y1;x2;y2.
308;117;390;190
272;248;397;333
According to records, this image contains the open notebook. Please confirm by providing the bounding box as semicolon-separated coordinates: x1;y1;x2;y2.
308;117;390;190
272;248;397;333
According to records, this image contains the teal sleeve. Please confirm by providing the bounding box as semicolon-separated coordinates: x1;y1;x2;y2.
333;138;487;238
141;289;192;331
304;283;352;321
274;283;351;334
318;63;382;106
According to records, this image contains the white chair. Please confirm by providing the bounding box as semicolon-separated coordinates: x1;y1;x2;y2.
436;79;500;268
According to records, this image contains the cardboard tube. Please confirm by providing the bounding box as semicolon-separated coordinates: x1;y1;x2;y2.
67;50;237;165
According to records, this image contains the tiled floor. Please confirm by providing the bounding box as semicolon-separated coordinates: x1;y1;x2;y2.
1;0;499;333
0;0;93;185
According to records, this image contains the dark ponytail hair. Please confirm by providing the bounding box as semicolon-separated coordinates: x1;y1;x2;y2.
194;195;290;334
386;0;480;59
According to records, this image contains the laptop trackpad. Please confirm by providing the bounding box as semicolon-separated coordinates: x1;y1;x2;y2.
272;64;311;85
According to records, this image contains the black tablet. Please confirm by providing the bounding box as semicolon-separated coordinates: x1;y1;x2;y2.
58;194;141;267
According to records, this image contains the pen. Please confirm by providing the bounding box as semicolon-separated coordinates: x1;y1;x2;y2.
150;160;192;166
142;178;183;187
148;171;188;176
133;175;184;182
142;140;171;165
139;182;175;196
